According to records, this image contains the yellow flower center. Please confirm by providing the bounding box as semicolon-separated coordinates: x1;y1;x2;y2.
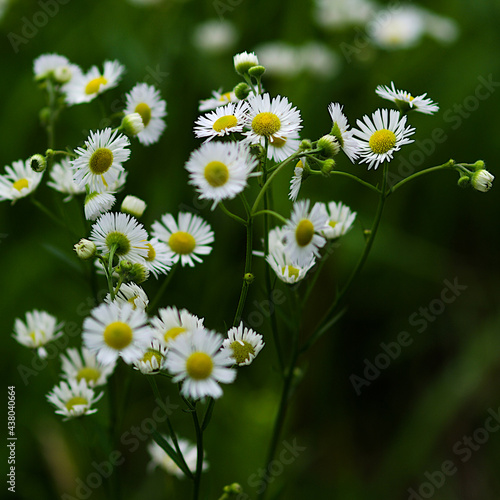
141;350;163;367
13;178;29;191
77;367;101;384
218;92;232;103
271;136;286;148
146;243;156;261
85;76;108;95
89;148;114;175
296;160;304;169
186;352;213;380
282;265;300;280
29;331;45;345
127;296;139;309
65;396;88;411
168;231;196;255
164;326;186;343
230;340;255;364
135;102;152;127
106;231;131;256
368;129;397;155
204;161;229;187
213;115;238;132
252;112;281;137
329;220;337;228
103;321;133;350
295;219;315;247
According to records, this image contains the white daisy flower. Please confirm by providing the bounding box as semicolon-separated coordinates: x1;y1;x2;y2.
375;82;439;115
148;436;207;478
243;93;302;161
104;282;149;310
266;245;316;284
72;128;131;193
471;169;494;192
268;226;288;253
63;60;124;105
268;131;301;163
0;159;43;204
60;347;115;387
83;302;153;366
185;142;258;209
353;108;415;170
233;51;259;75
289;159;306;201
133;338;168;374
150;306;204;347
318;201;357;239
33;53;81;84
194;101;249;142
46;379;103;421
165;328;236;400
151;212;214;267
84;191;116;221
47;157;86;201
124;83;167;146
143;238;173;278
199;89;239;112
328;103;360;163
283;199;328;266
221;323;264;366
90;212;149;263
12;310;64;358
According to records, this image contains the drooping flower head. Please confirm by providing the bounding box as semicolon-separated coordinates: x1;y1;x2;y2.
375;82;439;115
0;159;44;204
328;103;360;163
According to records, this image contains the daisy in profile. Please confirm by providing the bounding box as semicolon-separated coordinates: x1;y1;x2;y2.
233;51;259;75
328;103;360;163
289;158;306;201
199;89;239;112
124;83;167;145
90;212;149;263
0;159;43;204
84;191;116;221
165;328;236;400
283;199;328;266
63;60;124;105
318;201;357;239
185;142;258;209
221;323;264;366
60;347;115;387
104;282;149;310
12;310;64;358
47;158;86;201
148;436;207;477
266;246;316;284
83;302;153;366
243;93;302;161
150;306;204;347
268;131;301;163
133;338;168;374
33;53;81;84
143;238;173;278
194;101;248;142
353;108;415;170
375;82;439;115
72;128;130;193
46;379;103;421
151;212;214;267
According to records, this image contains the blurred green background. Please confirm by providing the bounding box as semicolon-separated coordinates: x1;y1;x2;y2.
1;0;499;498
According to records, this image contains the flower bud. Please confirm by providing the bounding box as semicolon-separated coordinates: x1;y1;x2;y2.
317;134;340;158
244;273;254;284
248;65;266;78
74;239;96;260
471;169;494;192
218;483;244;500
320;159;335;175
457;175;470;188
233;82;251;100
121;195;147;218
121;113;145;137
30;154;46;173
299;139;313;151
53;66;73;84
233;51;259;75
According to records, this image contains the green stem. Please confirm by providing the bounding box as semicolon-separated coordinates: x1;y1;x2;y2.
191;404;204;500
107;245;118;300
387;160;455;195
31;197;79;237
302;240;335;306
330;170;381;194
253;209;288;225
148;263;178;313
219;201;247;226
302;161;389;353
233;216;253;326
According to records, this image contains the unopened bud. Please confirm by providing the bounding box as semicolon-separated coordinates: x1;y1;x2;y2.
233;82;251;100
248;65;266;78
121;195;147;218
121;113;145;137
74;239;96;260
30;154;46;173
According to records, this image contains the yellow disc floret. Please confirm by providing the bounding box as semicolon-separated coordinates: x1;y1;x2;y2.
65;396;88;411
186;352;213;380
85;76;108;95
230;340;255;365
135;102;152;127
146;243;156;261
368;129;397;155
89;148;114;174
282;265;300;280
252;112;281;137
270;136;287;148
213;115;238;132
168;232;196;255
13;178;29;191
164;326;186;343
77;367;101;385
103;321;133;350
204;161;229;187
295;219;315;247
